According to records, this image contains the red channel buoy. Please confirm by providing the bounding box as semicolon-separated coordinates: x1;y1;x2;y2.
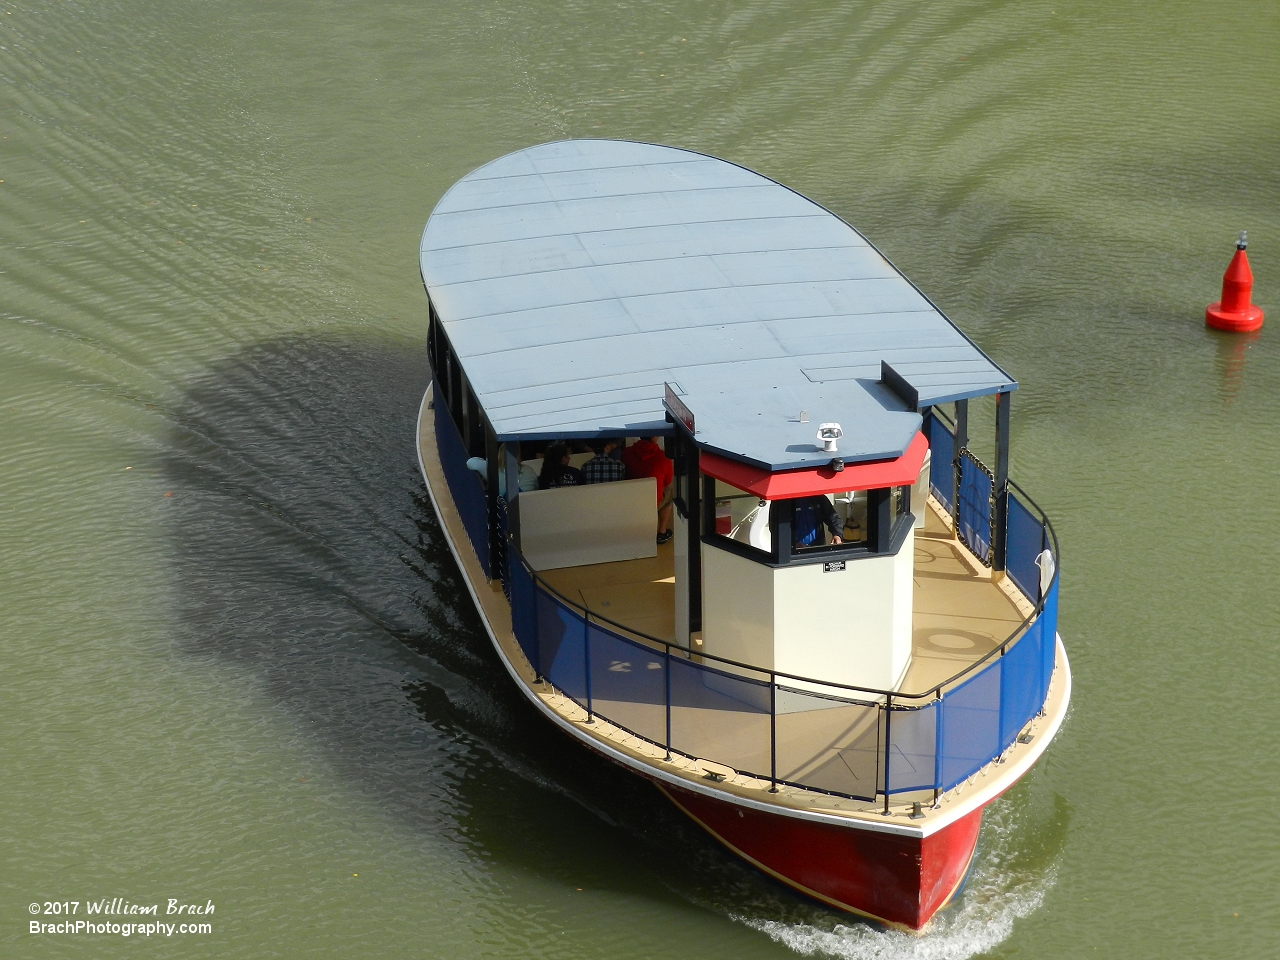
1206;231;1264;332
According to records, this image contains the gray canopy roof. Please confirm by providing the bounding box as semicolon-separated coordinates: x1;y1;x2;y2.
420;140;1015;470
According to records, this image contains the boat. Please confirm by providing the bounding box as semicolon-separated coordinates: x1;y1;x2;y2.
414;139;1070;930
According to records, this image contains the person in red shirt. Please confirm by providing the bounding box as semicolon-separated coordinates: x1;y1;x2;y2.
621;437;675;543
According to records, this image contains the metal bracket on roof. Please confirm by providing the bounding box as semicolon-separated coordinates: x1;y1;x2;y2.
663;382;695;436
879;361;920;411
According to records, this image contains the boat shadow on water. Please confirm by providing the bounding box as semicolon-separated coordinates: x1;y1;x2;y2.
154;338;810;912
160;334;1069;944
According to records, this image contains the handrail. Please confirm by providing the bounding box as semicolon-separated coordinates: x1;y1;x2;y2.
503;481;1059;803
514;497;1056;704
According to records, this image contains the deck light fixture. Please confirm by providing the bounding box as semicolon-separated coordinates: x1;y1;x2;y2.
817;422;842;453
830;458;844;472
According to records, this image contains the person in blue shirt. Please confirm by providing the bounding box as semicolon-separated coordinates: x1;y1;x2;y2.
793;495;843;548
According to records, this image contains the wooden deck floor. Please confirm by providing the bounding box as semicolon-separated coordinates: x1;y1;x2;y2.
540;544;677;645
904;505;1031;692
540;502;1030;697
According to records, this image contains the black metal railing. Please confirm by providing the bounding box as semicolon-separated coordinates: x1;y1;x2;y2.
504;498;1060;805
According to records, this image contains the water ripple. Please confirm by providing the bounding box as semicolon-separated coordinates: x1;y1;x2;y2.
740;792;1069;959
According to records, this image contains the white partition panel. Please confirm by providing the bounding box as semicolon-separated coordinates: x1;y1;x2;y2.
519;478;657;571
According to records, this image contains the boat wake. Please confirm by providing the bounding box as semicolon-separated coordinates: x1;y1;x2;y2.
735;799;1061;960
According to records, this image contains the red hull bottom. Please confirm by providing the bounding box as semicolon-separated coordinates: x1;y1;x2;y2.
661;784;982;930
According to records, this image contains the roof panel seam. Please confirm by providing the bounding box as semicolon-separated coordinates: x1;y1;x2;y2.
461;156;709;183
421;213;835;256
430;181;778;218
449;315;969;361
426;242;877;287
434;276;929;333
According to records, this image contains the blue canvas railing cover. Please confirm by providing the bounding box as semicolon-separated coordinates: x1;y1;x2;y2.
506;546;539;671
587;620;667;745
957;451;993;564
1005;490;1046;604
928;413;955;512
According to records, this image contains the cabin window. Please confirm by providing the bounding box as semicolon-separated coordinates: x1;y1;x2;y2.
866;484;911;554
701;475;772;560
889;484;910;531
426;312;468;440
790;493;864;554
463;382;486;458
700;478;913;567
427;303;439;374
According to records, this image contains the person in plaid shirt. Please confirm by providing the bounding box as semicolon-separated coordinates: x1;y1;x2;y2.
581;438;627;484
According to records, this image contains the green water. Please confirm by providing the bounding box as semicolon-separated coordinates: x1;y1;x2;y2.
3;0;1277;956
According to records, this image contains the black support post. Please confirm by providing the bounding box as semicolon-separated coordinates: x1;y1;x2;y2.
868;488;893;553
446;343;463;433
461;384;474;455
485;420;501;581
702;475;716;541
686;443;702;634
769;677;778;793
992;391;1011;571
952;398;969;530
583;613;593;723
664;646;672;761
463;382;485;458
426;304;438;375
882;696;893;815
769;500;793;565
503;441;521;550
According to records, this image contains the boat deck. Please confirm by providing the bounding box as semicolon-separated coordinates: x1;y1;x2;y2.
418;387;1068;829
534;501;1036;798
540;502;1031;698
541;550;678;646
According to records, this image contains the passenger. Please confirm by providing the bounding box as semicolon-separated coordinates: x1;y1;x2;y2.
537;442;583;489
517;459;540;492
793;495;843;548
466;452;519;498
621;437;675;543
581;438;627;484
